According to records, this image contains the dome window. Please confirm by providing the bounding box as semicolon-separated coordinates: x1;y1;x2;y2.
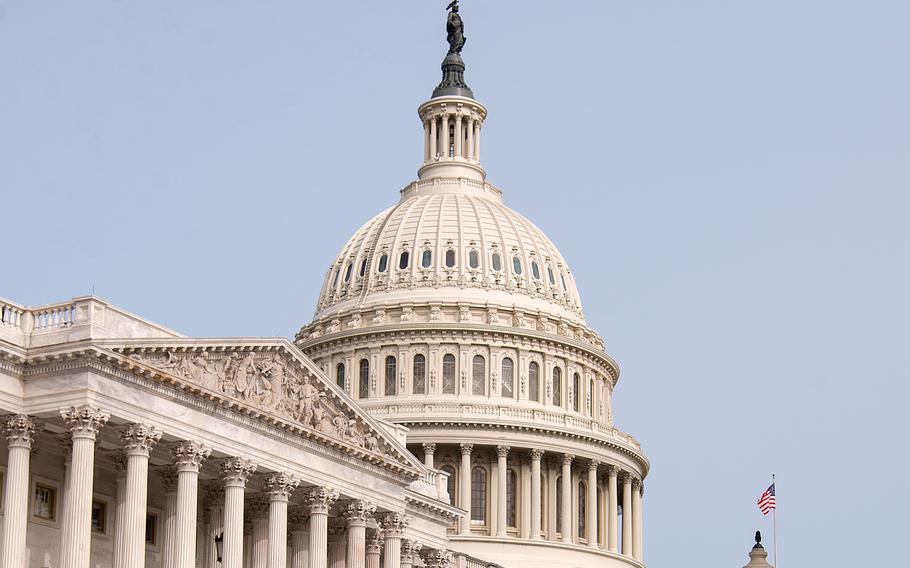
344;263;353;283
398;251;410;270
531;261;541;280
377;254;388;273
332;267;341;287
421;250;432;268
468;250;480;269
560;272;568;291
491;252;502;272
359;259;367;278
512;256;523;275
547;266;556;286
445;249;456;268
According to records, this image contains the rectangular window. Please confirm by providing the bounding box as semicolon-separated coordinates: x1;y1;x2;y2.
33;483;57;521
145;513;158;545
91;500;107;534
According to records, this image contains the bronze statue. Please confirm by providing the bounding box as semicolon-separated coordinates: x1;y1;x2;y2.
755;531;762;544
446;0;466;55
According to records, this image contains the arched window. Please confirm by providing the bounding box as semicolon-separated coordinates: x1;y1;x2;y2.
560;272;568;291
552;367;562;407
440;465;457;505
501;357;514;398
573;372;581;412
445;249;456;268
512;256;523;275
358;359;370;399
442;354;456;394
332;267;341;287
413;354;426;394
421;250;432;268
529;361;540;402
578;481;587;539
471;467;487;522
491;252;502;272
359;258;367;278
472;355;485;395
377;254;388;273
384;356;397;396
506;469;517;528
335;362;345;389
588;379;594;415
555;475;563;533
398;251;410;270
468;250;480;269
547;266;556;286
531;260;541;280
344;263;353;282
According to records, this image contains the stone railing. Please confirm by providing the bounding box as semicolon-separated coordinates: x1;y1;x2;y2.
453;552;505;568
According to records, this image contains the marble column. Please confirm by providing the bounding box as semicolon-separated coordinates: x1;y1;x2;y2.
58;435;73;524
519;456;531;539
474;123;481;161
173;441;211;567
440;114;449;158
343;500;375;568
157;467;178;568
399;540;421;568
250;495;270;568
560;454;573;543
458;443;472;535
454;114;463;157
205;484;225;568
597;474;607;548
365;531;383;568
423;120;430;162
378;513;409;568
264;473;300;568
221;458;258;568
495;446;509;537
429;119;438;158
587;461;599;548
546;458;558;542
289;507;310;568
59;406;109;568
327;525;346;568
529;449;544;540
466;118;475;161
607;466;619;553
632;479;643;561
422;443;436;469
305;487;340;568
111;451;128;568
120;424;162;568
0;414;37;568
621;473;633;557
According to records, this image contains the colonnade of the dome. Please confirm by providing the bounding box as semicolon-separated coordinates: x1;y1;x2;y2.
418;97;487;182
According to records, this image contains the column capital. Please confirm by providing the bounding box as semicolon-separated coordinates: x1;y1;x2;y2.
606;464;618;477
247;493;270;519
2;414;38;448
288;506;310;530
561;453;574;466
621;471;635;485
401;539;422;563
60;405;109;440
57;434;73;462
631;476;642;490
341;499;376;525
377;511;410;537
173;440;212;472
495;445;510;458
120;423;162;456
458;443;473;456
422;442;437;453
421;549;454;568
588;459;600;471
366;529;384;554
304;486;339;514
158;465;178;493
529;448;545;461
220;457;258;487
264;472;301;502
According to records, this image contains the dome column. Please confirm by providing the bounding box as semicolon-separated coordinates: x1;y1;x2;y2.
632;479;643;561
586;460;599;548
422;443;436;468
466;118;475;161
458;443;473;535
454;114;463;158
440;114;449;158
495;446;509;537
621;473;633;557
429;119;438;159
607;466;619;552
560;454;573;543
529;449;544;540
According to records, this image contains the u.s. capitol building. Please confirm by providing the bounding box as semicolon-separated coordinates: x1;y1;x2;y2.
0;5;648;568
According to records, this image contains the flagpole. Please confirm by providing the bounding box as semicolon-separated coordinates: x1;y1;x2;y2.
772;474;778;567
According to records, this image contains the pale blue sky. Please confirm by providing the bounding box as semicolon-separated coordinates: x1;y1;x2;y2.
2;1;908;566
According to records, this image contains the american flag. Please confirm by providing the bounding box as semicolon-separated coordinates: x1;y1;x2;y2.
757;483;776;515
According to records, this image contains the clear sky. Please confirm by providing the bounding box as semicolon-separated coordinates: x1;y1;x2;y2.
2;1;908;566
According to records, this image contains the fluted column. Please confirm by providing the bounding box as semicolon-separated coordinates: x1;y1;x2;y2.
423;120;430;162
458;443;472;534
205;484;225;568
306;487;340;568
529;449;544;540
422;443;436;469
172;441;211;567
289;507;310;568
0;414;37;568
328;525;346;568
519;456;531;538
560;454;573;543
365;531;383;568
264;473;300;568
343;500;375;568
111;451;128;568
429;119;438;159
399;540;421;568
606;466;619;552
466;118;475;161
157;467;178;568
59;406;109;568
221;458;258;568
632;479;643;561
454;114;463;157
495;446;509;537
586;461;599;547
120;424;162;568
621;473;633;557
474;123;481;161
440;114;449;158
250;496;270;568
378;513;409;568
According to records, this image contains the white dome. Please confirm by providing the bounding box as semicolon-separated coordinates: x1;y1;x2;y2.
313;177;586;326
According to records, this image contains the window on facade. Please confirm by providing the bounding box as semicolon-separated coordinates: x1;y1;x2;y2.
359;258;367;278
378;254;388;273
472;355;485;395
421;250;432;268
145;513;158;545
359;359;370;399
385;356;397;396
501;357;514;398
468;250;480;269
445;249;456;268
91;500;107;534
547;266;556;286
336;363;345;389
344;263;353;282
531;261;541;280
449;123;455;157
578;482;587;539
512;256;522;275
555;476;563;533
471;467;487;522
332;268;341;288
588;379;594;415
553;367;562;407
491;253;502;272
529;361;540;402
441;465;457;505
560;272;568;291
506;469;517;528
573;372;581;412
442;354;456;394
399;251;410;270
33;483;56;521
413;354;426;394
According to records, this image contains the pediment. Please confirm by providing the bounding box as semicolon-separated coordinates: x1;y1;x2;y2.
107;339;423;477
